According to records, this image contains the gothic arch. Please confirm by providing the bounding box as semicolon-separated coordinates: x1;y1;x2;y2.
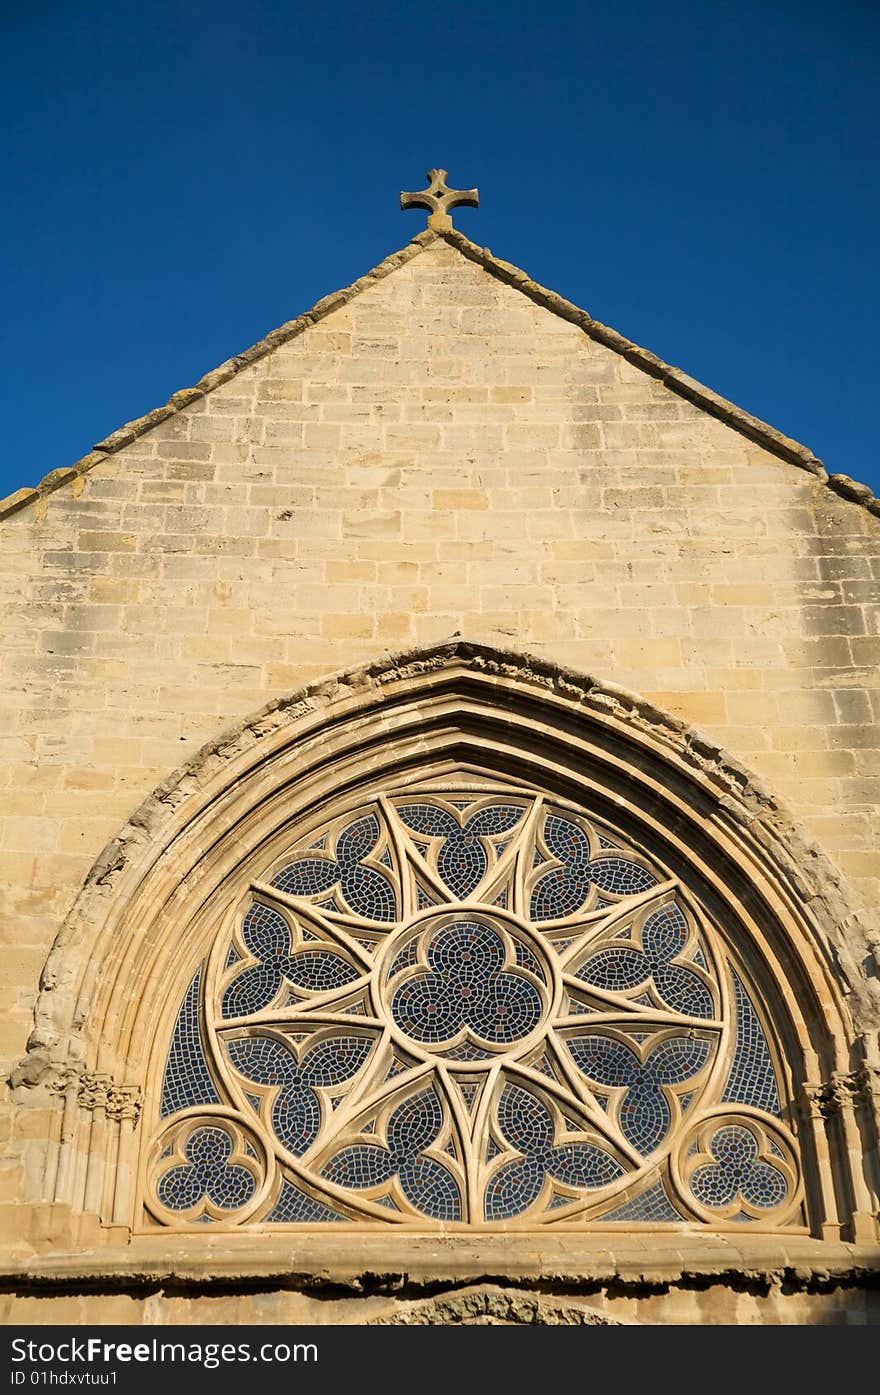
14;641;880;1249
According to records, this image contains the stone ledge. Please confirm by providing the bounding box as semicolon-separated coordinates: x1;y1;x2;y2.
2;1232;878;1296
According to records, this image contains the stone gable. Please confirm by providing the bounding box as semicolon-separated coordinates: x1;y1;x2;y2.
1;226;878;1321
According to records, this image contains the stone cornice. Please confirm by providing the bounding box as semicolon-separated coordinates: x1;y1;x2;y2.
1;1234;878;1295
2;228;878;523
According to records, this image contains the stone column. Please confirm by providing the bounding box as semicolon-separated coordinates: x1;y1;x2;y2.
829;1070;878;1244
45;1070;142;1229
81;1074;114;1217
799;1081;843;1242
106;1084;143;1227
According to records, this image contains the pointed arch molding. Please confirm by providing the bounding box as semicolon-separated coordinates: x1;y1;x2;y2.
15;641;880;1248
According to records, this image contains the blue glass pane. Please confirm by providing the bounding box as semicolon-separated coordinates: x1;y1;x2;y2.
398;803;458;838
223;902;360;1019
161;966;221;1117
339;864;396;920
485;1157;544;1219
240;903;290;958
157;1125;255;1212
721;970;781;1116
599;1179;683;1222
398;801;523;900
285;952;359;993
577;945;646;993
588;858;657;897
336;814;382;865
272;859;339;898
273;813;396;922
497;1082;553;1153
577;902;712;1019
531;817;592;919
690;1124;788;1210
487;1083;623;1217
388;938;420;978
437;836;488;899
391;920;542;1046
302;1035;374;1087
323;1144;395;1190
266;1180;347;1223
228;1034;371;1156
531;816;657;921
514;940;546;982
386;1087;444;1156
466;805;525;837
642;903;688;959
222;964;284;1019
398;1155;462;1220
653;963;714;1019
323;1086;461;1220
567;1035;709;1155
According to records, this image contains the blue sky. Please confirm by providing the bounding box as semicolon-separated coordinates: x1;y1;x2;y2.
2;0;878;500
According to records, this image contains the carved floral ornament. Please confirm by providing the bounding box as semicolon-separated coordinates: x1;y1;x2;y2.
48;1071;142;1123
143;782;807;1230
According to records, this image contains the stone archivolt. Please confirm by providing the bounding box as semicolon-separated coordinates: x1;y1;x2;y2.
9;644;880;1260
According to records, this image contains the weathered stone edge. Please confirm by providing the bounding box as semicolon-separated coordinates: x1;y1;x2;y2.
441;228;880;518
1;1254;878;1296
2;224;877;522
0;230;442;521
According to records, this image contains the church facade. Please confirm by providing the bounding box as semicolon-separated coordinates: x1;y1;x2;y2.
2;175;879;1324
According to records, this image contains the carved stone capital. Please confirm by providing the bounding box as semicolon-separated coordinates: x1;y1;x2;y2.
106;1084;143;1124
831;1070;866;1111
46;1067;81;1098
46;1070;142;1124
800;1080;836;1120
851;1066;880;1109
802;1070;880;1121
77;1072;115;1111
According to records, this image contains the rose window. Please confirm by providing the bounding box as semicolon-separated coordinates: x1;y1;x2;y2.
145;786;803;1228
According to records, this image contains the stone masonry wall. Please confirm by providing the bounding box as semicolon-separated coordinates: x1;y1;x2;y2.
1;233;878;1114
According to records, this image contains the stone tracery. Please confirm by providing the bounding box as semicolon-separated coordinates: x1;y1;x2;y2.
145;786;804;1229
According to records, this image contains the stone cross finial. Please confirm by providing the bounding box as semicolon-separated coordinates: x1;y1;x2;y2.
401;169;479;231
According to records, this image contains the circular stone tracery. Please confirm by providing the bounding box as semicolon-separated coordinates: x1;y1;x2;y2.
377;909;557;1062
151;789;803;1228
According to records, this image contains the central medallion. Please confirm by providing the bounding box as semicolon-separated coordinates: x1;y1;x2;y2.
374;907;558;1066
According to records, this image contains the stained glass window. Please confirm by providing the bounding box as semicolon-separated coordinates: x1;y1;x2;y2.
145;787;802;1229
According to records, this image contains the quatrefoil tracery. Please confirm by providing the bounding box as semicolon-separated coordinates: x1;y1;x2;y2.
150;790;802;1228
